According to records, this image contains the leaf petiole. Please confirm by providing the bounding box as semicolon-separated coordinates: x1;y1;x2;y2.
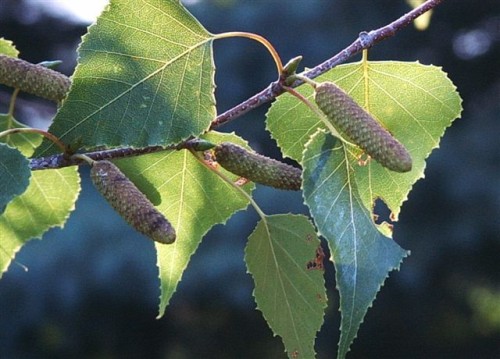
213;31;284;75
0;127;68;153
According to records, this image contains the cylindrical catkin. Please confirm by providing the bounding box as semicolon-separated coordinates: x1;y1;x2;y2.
315;81;412;173
0;55;71;102
214;142;302;190
90;160;176;244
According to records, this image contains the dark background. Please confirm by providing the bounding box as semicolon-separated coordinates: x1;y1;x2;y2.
0;0;499;358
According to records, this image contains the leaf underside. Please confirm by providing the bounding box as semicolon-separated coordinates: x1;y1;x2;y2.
303;130;408;358
267;61;461;358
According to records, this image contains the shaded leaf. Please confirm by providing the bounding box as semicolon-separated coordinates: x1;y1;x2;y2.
302;130;408;359
246;214;327;359
112;131;254;316
267;61;462;217
36;0;216;156
0;144;30;214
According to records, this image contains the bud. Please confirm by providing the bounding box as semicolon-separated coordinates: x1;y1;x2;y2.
315;82;412;173
0;55;71;102
214;142;302;190
90;160;176;244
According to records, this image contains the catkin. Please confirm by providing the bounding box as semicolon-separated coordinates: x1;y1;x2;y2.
214;142;302;190
0;55;71;102
90;160;176;244
315;81;412;173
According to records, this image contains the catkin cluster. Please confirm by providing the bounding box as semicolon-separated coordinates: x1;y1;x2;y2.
214;142;302;190
91;160;176;244
315;82;412;173
0;55;71;102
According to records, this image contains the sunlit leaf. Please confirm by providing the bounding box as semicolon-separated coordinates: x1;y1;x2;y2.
246;214;327;359
0;167;80;277
0;38;18;57
35;0;216;156
111;131;254;317
0;115;80;278
267;60;462;218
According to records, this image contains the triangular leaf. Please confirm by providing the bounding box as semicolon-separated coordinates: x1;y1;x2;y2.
267;61;462;217
302;130;408;359
110;131;254;317
246;214;327;359
35;0;216;156
0;143;30;214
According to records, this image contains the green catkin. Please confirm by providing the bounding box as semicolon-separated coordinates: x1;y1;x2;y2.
90;160;176;244
214;142;302;190
0;55;71;102
314;81;412;173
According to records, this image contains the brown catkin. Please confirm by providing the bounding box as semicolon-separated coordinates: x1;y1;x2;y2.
90;160;176;244
214;142;302;190
315;81;412;173
0;55;71;102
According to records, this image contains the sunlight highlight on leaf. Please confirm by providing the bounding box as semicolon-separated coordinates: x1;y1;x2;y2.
112;131;254;317
35;0;216;156
0;167;80;277
267;60;462;217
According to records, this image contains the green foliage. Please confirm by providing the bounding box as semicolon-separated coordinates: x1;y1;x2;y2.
111;131;255;316
0;166;80;276
35;0;216;156
0;111;80;277
0;38;19;57
267;60;462;217
0;3;464;359
303;130;409;357
0;143;31;214
246;214;327;358
0;115;42;156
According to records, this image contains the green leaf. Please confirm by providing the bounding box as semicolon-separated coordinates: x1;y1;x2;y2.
35;0;216;156
302;130;408;359
246;214;327;359
0;167;80;277
112;131;254;317
267;61;462;217
0;38;18;57
0;114;42;157
0;144;31;214
0;114;80;277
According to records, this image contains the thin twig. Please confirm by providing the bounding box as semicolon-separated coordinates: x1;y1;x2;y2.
29;0;444;171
